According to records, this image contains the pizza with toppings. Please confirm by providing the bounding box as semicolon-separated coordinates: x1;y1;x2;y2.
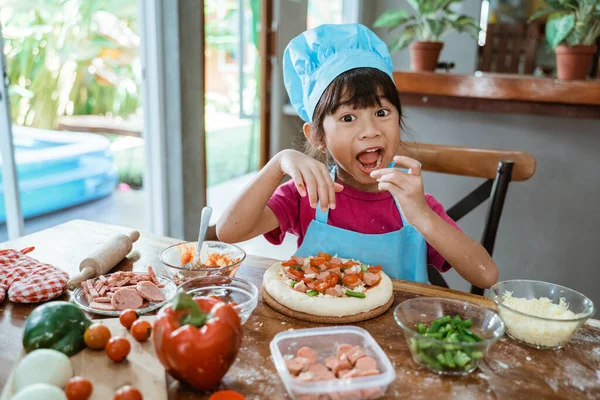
262;252;394;319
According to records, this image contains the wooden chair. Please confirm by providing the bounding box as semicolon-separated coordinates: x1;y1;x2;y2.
478;22;543;74
398;143;536;295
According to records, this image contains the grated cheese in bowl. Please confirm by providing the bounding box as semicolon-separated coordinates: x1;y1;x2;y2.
489;280;595;349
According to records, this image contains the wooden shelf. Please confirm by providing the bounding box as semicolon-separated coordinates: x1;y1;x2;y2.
393;72;600;119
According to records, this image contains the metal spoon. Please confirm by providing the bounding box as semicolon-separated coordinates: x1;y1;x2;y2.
188;206;212;269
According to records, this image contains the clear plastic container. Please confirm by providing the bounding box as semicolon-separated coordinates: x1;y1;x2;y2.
270;326;395;400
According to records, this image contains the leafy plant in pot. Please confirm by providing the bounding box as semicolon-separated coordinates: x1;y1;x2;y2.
529;0;600;80
374;0;479;72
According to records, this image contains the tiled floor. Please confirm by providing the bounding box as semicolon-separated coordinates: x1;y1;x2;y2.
0;189;149;243
0;173;296;260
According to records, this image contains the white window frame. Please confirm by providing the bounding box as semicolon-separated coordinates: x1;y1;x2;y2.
342;0;361;23
138;0;169;236
0;25;24;239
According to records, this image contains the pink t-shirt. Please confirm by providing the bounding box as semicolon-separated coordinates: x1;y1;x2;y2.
265;179;461;272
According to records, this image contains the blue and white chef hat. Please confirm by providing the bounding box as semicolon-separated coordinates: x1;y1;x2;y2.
283;23;394;122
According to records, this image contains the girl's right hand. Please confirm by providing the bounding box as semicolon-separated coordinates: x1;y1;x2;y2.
275;149;343;211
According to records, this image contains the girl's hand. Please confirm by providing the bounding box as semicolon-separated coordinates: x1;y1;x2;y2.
370;156;430;225
275;149;343;211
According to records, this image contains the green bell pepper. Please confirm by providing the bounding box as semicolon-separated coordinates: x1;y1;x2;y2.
23;301;92;356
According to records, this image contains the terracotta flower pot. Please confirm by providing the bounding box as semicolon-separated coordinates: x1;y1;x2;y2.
555;45;597;80
409;41;444;72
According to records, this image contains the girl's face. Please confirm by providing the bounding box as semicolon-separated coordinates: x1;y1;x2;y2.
319;97;401;191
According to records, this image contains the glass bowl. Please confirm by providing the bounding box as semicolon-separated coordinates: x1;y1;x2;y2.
178;276;258;324
394;297;505;375
160;241;246;285
488;280;595;349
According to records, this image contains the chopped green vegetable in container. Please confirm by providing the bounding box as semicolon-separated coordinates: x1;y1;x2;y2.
411;315;485;373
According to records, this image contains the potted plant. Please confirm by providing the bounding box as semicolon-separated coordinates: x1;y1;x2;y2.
373;0;479;72
529;0;600;80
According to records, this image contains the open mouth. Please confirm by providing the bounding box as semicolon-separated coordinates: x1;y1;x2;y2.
356;147;384;174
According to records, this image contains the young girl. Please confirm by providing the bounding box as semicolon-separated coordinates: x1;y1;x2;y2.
217;23;498;289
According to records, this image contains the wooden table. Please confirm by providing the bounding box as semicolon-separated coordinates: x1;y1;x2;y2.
1;220;599;399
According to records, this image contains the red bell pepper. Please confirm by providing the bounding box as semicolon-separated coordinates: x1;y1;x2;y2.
153;292;243;391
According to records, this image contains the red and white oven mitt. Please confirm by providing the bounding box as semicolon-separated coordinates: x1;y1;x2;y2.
0;247;69;303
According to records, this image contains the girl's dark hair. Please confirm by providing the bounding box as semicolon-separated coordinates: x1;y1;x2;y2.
306;67;404;161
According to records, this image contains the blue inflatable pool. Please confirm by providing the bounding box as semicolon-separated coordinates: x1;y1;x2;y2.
0;126;118;222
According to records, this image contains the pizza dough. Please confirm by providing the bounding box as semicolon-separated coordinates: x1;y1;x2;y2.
262;261;393;318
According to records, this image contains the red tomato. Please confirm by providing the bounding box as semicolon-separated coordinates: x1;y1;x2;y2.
131;319;152;342
119;309;139;329
328;275;339;288
114;386;143;400
314;279;329;293
309;266;320;274
302;277;314;284
316;252;333;261
209;391;246;400
83;324;111;350
287;268;304;280
106;337;131;362
310;257;327;267
65;377;93;400
368;266;382;273
342;274;361;287
282;259;300;267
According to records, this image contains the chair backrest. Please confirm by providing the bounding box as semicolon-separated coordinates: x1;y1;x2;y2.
397;142;536;295
478;22;543;74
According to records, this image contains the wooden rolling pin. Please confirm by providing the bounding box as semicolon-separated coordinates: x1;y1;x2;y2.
67;230;140;290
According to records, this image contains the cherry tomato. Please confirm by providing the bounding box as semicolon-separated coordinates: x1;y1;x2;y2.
84;323;111;350
314;279;329;293
287;268;304;280
342;274;361;287
131;319;152;342
106;337;131;362
113;385;143;400
310;257;327;267
343;260;358;268
309;266;320;274
65;376;93;400
328;275;339;288
368;266;382;273
302;277;314;284
282;259;300;267
209;390;246;400
316;252;333;261
119;309;139;329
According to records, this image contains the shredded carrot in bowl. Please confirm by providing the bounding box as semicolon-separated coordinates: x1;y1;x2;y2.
178;244;240;269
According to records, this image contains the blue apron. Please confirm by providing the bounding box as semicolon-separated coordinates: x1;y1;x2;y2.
294;165;428;283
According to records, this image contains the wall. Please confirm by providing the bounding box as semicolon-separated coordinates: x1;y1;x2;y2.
402;108;600;307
